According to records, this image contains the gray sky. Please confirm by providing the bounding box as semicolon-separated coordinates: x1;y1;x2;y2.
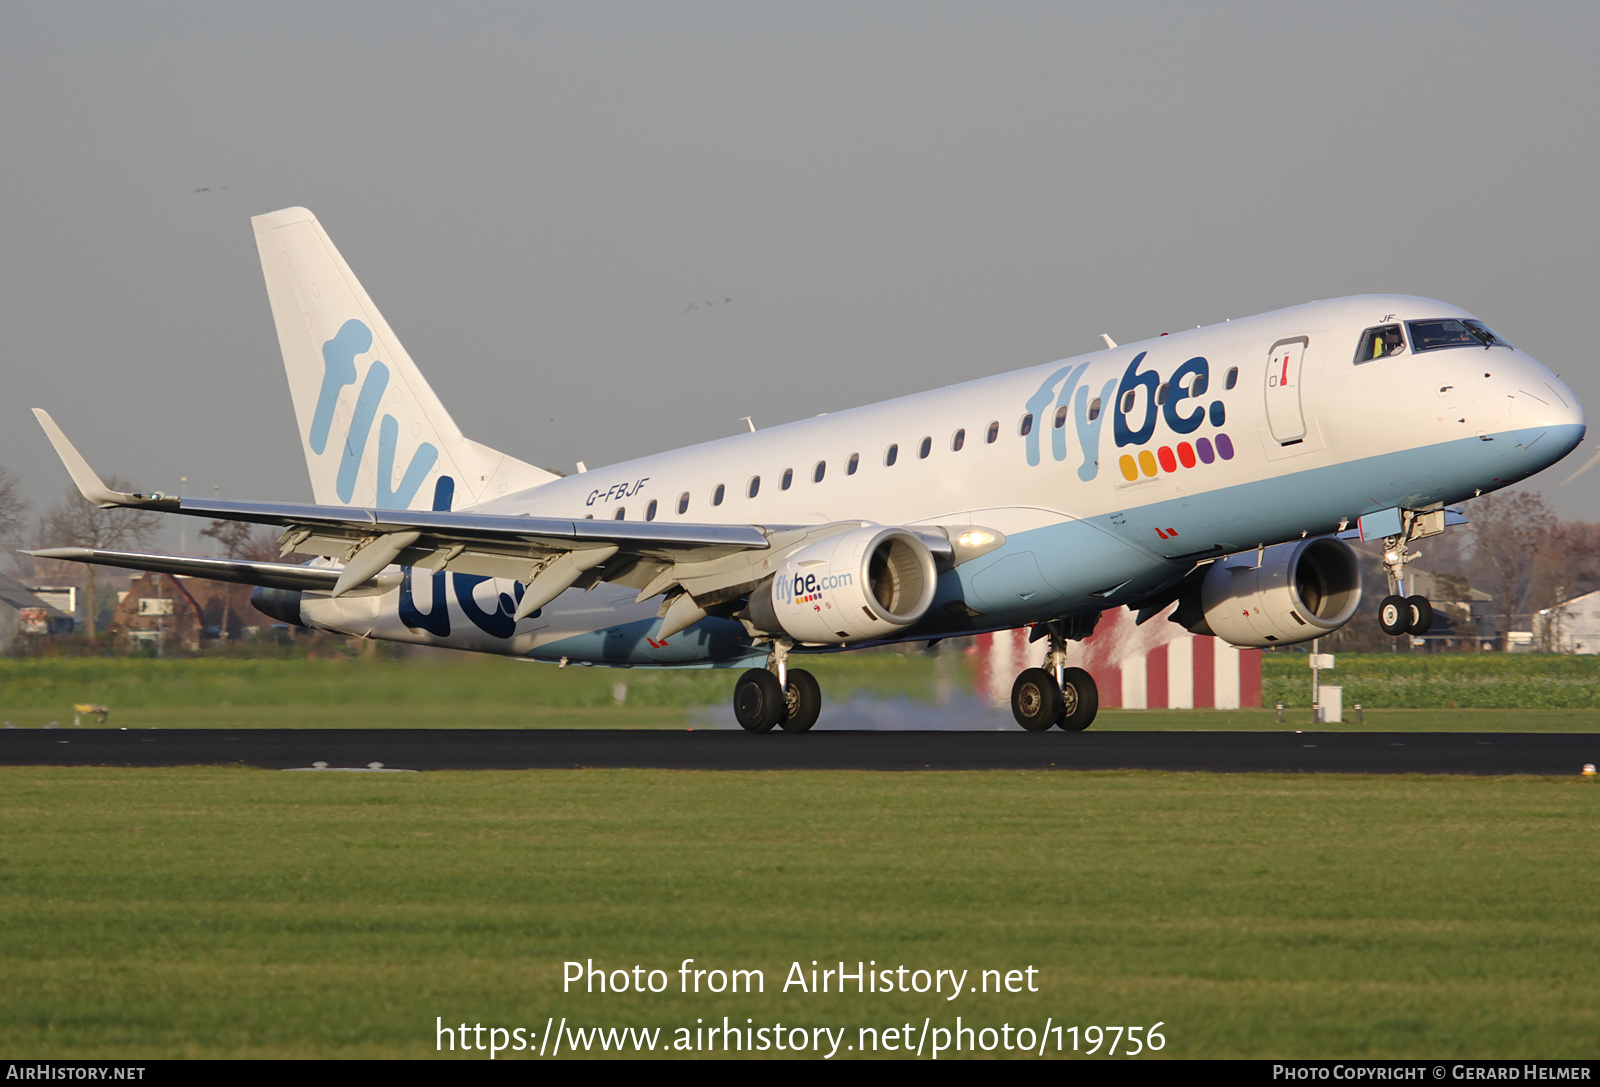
4;1;1598;550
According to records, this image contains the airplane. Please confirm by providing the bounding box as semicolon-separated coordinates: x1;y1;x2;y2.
29;207;1586;732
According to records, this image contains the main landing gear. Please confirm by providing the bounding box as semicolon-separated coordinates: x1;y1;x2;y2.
1010;622;1098;732
1374;509;1444;638
734;640;822;733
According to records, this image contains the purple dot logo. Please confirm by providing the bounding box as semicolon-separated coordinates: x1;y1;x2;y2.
1216;433;1234;460
1196;437;1215;464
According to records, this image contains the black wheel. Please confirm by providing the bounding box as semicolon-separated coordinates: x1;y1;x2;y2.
1011;668;1064;731
780;668;822;732
1057;667;1099;731
1378;594;1408;636
734;668;784;732
1405;595;1433;636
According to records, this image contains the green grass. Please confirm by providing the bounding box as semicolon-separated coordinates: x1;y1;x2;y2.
0;654;945;731
0;768;1595;1058
1264;652;1600;710
4;654;1599;730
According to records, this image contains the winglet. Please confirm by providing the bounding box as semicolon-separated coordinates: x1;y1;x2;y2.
31;409;144;508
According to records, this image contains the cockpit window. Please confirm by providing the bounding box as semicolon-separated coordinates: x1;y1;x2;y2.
1354;324;1406;364
1407;318;1511;353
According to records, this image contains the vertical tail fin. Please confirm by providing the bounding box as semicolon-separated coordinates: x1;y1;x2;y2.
251;207;558;511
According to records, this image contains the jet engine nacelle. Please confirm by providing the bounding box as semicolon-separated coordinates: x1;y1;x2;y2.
1195;536;1362;648
250;585;306;628
749;526;938;645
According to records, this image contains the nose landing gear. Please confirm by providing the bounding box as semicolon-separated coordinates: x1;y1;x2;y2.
1374;508;1446;638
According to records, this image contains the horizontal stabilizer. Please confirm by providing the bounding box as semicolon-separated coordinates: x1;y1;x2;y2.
26;548;341;592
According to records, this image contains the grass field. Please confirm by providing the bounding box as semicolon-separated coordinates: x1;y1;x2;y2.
1;767;1595;1059
1263;653;1600;710
2;652;1599;731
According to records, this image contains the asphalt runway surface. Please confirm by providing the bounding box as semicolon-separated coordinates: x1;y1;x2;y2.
1;728;1596;774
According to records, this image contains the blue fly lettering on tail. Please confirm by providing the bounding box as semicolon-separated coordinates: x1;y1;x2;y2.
311;320;370;455
378;414;438;509
337;361;389;503
314;320;441;509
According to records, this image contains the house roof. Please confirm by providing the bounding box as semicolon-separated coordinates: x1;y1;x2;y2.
0;571;71;618
1538;588;1600;615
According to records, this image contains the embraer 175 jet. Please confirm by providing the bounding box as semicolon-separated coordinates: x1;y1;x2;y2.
30;208;1586;732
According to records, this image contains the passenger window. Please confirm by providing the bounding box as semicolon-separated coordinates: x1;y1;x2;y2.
1053;406;1068;429
1019;413;1034;437
918;436;932;459
614;507;626;520
952;428;966;451
986;421;999;443
781;468;793;490
813;461;826;483
1225;367;1239;390
1088;397;1102;421
1189;371;1207;396
847;453;859;475
885;444;898;466
677;492;689;515
1355;324;1406;364
747;476;760;498
1156;382;1169;406
1121;390;1137;414
645;499;658;521
713;484;725;507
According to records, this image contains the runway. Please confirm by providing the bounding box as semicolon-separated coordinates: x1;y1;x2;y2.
1;728;1596;774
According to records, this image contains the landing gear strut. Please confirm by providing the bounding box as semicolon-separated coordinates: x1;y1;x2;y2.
1376;510;1443;638
734;639;821;733
1010;621;1099;731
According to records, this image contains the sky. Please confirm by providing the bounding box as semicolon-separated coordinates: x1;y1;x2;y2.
3;1;1598;551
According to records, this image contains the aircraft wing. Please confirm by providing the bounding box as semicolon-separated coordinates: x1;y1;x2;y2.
25;547;343;592
31;409;857;633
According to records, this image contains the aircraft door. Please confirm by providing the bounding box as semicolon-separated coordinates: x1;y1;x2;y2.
1264;336;1309;443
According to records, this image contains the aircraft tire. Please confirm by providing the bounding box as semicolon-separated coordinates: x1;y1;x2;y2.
1057;667;1099;731
1378;594;1409;636
1011;668;1064;731
734;668;784;732
1405;595;1433;636
780;668;822;733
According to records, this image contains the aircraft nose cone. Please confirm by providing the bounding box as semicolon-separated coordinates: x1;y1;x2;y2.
1508;375;1584;431
1505;363;1585;471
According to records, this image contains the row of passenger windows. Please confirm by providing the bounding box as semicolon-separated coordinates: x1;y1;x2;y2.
595;363;1241;521
596;368;1247;520
595;377;1196;521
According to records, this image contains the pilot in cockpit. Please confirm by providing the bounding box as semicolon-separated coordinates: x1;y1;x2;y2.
1358;323;1406;362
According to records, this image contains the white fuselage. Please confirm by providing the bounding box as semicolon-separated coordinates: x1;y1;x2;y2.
298;294;1584;665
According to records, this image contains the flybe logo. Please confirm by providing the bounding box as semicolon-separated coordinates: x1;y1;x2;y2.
1025;352;1234;483
774;569;853;606
311;320;442;509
